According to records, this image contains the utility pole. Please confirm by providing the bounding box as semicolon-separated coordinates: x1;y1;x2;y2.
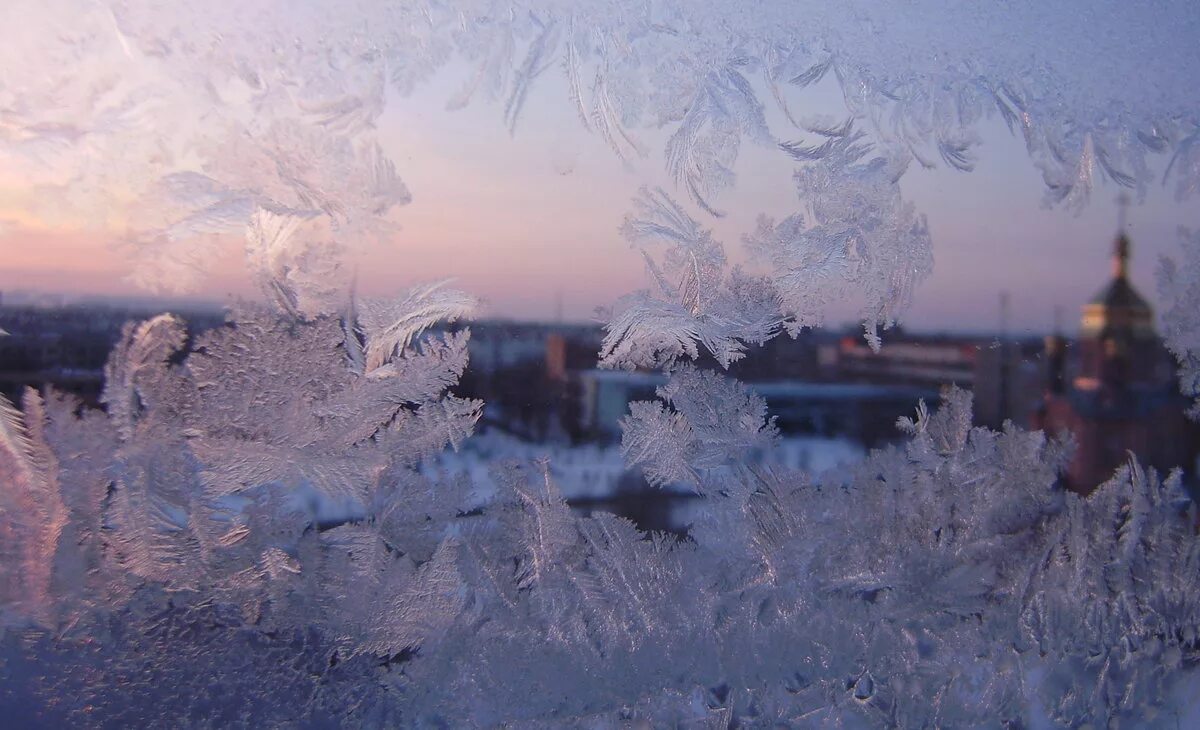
998;290;1011;425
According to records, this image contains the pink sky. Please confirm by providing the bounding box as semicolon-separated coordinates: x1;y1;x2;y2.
2;69;1197;334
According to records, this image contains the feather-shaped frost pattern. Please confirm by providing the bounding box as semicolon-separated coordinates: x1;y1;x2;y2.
505;16;559;134
180;309;480;500
317;526;463;657
107;438;204;587
0;391;35;474
2;330;1199;725
362;537;464;656
358;281;478;372
245;205;350;319
573;513;684;645
747;143;932;349
495;460;578;593
601;188;783;369
0;389;67;623
1157;227;1200;416
621;365;778;490
665;64;773;216
101;314;188;440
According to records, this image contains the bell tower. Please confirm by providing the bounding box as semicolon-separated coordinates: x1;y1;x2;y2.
1076;196;1156;393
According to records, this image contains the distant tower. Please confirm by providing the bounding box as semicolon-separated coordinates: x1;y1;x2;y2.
1034;200;1198;493
1076;200;1156;393
998;290;1011;423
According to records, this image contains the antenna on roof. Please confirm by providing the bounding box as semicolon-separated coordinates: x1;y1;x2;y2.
1113;193;1132;278
999;290;1010;338
998;290;1011;424
1116;191;1130;233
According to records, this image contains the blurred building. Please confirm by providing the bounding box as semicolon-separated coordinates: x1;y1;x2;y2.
574;368;934;447
0;302;223;405
820;334;977;387
1035;229;1199;493
817;329;1042;429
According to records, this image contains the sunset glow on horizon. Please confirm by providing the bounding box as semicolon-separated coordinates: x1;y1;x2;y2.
3;64;1197;334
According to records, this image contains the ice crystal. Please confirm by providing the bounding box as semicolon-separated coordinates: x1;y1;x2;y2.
5;1;1198;332
751;133;934;348
3;341;1200;725
0;390;67;626
3;0;1200;726
1159;227;1200;417
621;365;778;489
601;188;783;369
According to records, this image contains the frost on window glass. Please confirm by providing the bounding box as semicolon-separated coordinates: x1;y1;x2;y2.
2;0;1200;726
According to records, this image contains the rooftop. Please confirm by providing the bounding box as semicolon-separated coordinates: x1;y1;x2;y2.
1087;275;1151;311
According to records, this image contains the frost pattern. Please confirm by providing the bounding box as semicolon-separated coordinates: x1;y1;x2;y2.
6;353;1200;725
4;1;1200;334
3;0;1200;726
601;188;782;369
1158;227;1200;418
621;365;778;488
750;131;933;349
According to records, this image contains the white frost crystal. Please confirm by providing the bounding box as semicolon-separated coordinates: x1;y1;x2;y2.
1159;228;1200;417
3;0;1200;726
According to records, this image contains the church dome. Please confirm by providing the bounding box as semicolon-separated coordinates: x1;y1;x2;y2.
1080;231;1154;336
1087;273;1151;311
